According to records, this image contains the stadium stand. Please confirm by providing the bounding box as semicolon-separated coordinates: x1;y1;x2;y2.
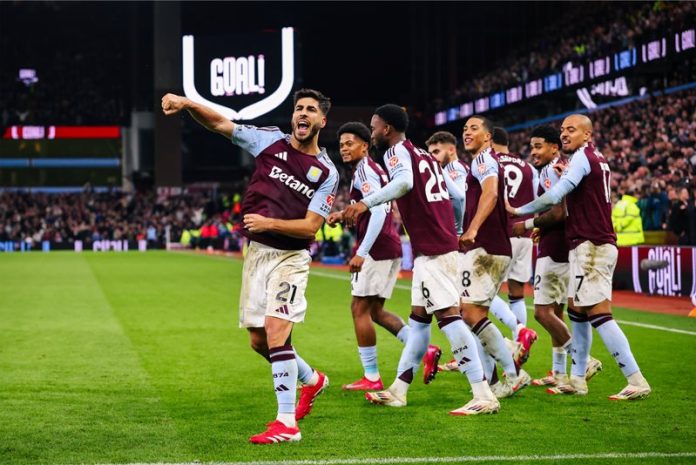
0;2;131;125
435;1;696;108
508;88;696;240
0;191;245;250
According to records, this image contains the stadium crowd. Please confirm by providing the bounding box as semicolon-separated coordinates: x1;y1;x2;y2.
0;2;130;126
3;86;695;250
0;191;244;250
509;88;696;242
437;1;696;107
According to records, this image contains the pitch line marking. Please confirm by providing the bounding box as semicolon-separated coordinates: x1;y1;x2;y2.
89;451;696;465
309;270;696;337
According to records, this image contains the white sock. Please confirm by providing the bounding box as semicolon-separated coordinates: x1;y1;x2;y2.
589;314;641;379
628;371;649;387
390;378;409;398
269;344;297;427
552;346;567;374
474;334;495;382
471;380;496;401
438;316;484;384
396;325;410;344
474;317;517;378
489;296;518;337
296;352;314;384
394;315;431;390
568;309;591;378
509;297;527;327
358;345;380;381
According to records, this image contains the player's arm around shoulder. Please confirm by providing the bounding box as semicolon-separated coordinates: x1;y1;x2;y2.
161;93;235;138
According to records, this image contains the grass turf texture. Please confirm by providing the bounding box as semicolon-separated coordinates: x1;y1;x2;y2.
1;251;695;465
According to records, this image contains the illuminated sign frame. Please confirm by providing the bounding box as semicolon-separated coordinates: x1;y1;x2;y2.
182;27;295;121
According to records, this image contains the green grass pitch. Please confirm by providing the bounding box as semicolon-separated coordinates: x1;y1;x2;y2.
1;251;696;465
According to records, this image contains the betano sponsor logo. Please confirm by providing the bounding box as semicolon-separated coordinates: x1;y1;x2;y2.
269;166;315;198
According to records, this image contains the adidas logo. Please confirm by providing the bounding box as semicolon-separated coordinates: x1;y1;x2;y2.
275;305;289;315
275;384;290;392
462;290;470;297
274;151;288;161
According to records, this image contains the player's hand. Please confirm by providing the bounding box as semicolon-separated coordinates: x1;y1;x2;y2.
161;93;188;115
243;213;273;233
504;195;518;216
342;202;368;228
511;221;526;237
553;160;568;177
459;228;477;247
349;255;365;273
531;228;541;243
327;211;343;227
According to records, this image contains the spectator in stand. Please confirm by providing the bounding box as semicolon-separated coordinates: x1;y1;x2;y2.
435;2;695;109
668;187;696;245
612;186;645;246
509;89;696;235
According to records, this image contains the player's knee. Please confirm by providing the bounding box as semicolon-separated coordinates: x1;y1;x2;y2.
351;298;371;317
249;338;268;356
534;306;553;323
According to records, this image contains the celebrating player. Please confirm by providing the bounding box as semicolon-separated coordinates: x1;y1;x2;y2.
327;122;409;391
459;116;531;398
491;127;538;359
428;131;526;380
343;105;499;415
162;89;338;443
508;115;650;400
512;125;602;388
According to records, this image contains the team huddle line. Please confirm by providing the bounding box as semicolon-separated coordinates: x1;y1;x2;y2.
160;88;651;445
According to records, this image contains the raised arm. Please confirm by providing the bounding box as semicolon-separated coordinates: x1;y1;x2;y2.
161;93;235;138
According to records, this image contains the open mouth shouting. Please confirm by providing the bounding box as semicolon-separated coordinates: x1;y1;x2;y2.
296;119;311;138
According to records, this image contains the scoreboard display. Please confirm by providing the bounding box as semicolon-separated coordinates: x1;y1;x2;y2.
180;28;301;184
182;27;297;123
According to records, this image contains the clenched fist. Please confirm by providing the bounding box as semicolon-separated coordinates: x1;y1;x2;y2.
161;93;188;115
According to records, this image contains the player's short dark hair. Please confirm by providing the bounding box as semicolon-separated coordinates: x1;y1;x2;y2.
492;127;509;146
530;125;562;148
337;122;371;144
293;88;331;115
426;131;457;147
374;104;409;132
467;115;494;134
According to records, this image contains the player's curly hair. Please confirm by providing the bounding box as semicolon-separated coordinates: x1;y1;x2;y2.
293;88;331;115
374;104;409;132
337;122;371;144
531;125;562;148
